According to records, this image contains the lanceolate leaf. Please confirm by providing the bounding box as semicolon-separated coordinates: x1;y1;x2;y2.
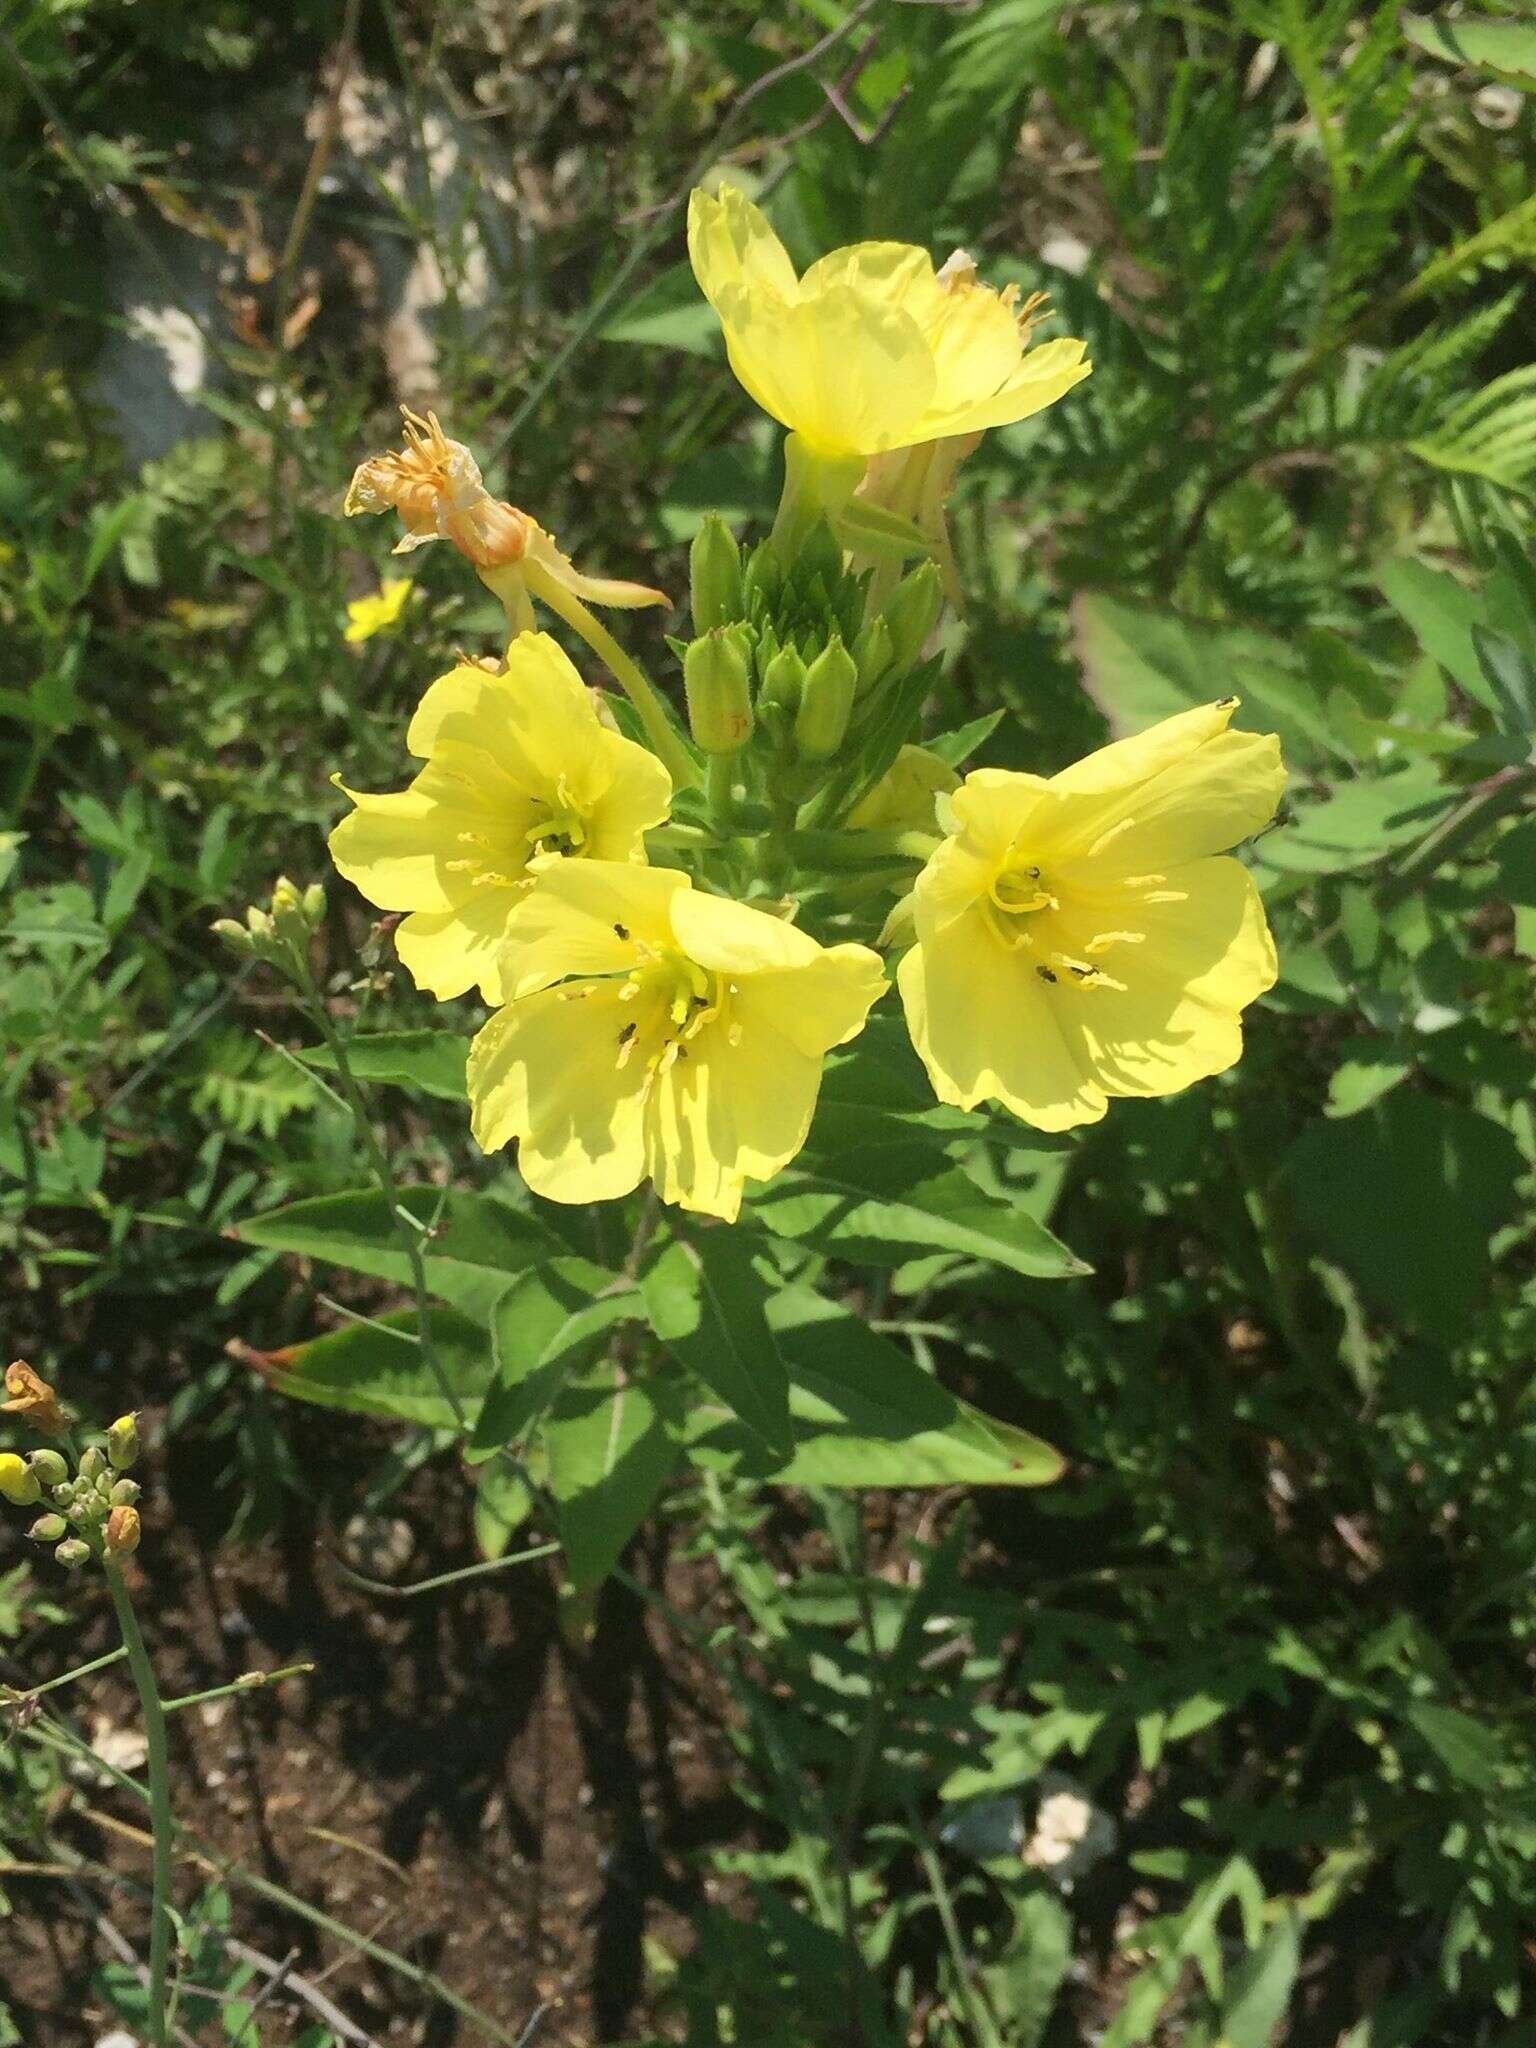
299;1029;470;1101
262;1309;492;1427
545;1363;679;1589
237;1187;559;1320
643;1231;793;1455
472;1257;639;1461
685;1289;1064;1488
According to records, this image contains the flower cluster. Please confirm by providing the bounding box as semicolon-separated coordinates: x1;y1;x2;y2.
0;1365;143;1570
328;185;1284;1219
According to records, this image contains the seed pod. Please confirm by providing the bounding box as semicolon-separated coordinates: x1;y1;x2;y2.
794;636;859;761
55;1538;91;1570
683;629;754;756
28;1513;67;1544
689;515;744;634
106;1414;139;1472
0;1454;41;1507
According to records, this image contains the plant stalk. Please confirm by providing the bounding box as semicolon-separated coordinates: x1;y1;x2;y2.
104;1559;174;2048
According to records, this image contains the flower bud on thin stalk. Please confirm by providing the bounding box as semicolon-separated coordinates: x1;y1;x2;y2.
107;1414;140;1472
689;515;744;634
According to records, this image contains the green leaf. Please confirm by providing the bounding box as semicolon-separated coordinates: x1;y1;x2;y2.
473;1257;637;1459
1378;558;1499;710
263;1309;492;1427
1325;1048;1411;1118
1405;13;1536;84
1404;1701;1503;1791
1259;763;1456;876
644;1232;792;1454
299;1030;469;1101
1219;1913;1302;2048
599;262;722;357
751;1150;1088;1280
925;708;1005;768
473;1456;534;1560
545;1363;679;1588
236;1187;558;1320
1284;1092;1523;1342
685;1288;1064;1488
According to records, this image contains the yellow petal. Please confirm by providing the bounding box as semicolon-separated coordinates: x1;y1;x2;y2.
499;859;689;999
898;904;1106;1131
524;527;669;610
686;184;800;307
644;1013;823;1221
395;891;526;1004
328;787;464;913
468;983;647;1202
921;336;1091;440
1053;859;1277;1098
732;944;888;1063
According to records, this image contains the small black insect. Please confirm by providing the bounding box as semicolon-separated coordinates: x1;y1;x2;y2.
1037;965;1058;984
613;922;630;939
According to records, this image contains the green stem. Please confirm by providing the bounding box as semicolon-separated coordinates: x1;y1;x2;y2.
104;1560;173;2048
521;563;697;791
704;751;735;833
1;1644;127;1703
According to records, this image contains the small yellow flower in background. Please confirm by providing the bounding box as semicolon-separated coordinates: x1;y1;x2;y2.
468;861;886;1220
848;744;959;835
344;577;414;644
896;701;1285;1131
344;406;667;630
329;633;672;1004
2;1360;67;1436
687;186;1091;466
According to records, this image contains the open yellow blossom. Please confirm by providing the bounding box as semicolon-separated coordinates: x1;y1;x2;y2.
896;701;1285;1131
344;577;414;643
468;861;886;1220
329;633;672;1004
687;187;1090;465
345;406;668;622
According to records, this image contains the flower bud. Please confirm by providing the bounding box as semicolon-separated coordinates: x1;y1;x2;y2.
758;644;807;723
29;1449;67;1486
683;629;754;756
105;1505;142;1556
78;1446;106;1483
882;561;944;673
852;615;894;700
110;1477;142;1507
689;515;743;634
302;882;327;928
794;636;859;761
0;1453;40;1507
107;1415;139;1472
210;917;256;957
29;1512;67;1542
246;908;276;945
55;1538;91;1569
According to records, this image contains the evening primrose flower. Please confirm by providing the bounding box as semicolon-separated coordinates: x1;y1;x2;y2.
344;577;413;643
468;861;886;1219
896;701;1285;1130
329;633;672;1004
687;187;1090;467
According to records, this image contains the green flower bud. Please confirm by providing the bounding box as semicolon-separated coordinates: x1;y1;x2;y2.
78;1446;106;1483
683;629;754;756
758;645;807;724
246;908;276;945
110;1477;142;1507
211;917;256;957
107;1414;139;1472
794;636;859;761
882;561;944;673
301;882;327;928
29;1513;67;1543
28;1449;68;1487
51;1479;76;1506
55;1537;91;1570
852;615;894;700
689;515;743;634
0;1454;40;1507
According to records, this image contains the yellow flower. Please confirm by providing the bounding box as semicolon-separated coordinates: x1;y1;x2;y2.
896;701;1285;1131
468;861;886;1220
344;406;668;624
344;577;414;643
329;633;672;1004
687;187;1090;464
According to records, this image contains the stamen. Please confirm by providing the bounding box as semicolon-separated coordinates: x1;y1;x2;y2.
1086;930;1145;954
1085;816;1138;860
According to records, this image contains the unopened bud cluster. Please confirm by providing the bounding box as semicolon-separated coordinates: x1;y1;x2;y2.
212;876;326;974
681;512;944;808
0;1382;145;1572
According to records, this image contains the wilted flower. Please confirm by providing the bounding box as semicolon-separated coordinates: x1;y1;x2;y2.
468;860;886;1219
896;701;1285;1129
330;633;672;1004
2;1361;66;1436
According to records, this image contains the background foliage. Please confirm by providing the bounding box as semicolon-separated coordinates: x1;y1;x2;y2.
3;0;1536;2042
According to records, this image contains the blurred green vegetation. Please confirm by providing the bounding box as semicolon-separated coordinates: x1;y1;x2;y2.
3;1;1536;2042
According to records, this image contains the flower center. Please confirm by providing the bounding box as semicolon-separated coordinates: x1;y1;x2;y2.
612;946;737;1081
989;861;1055;918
